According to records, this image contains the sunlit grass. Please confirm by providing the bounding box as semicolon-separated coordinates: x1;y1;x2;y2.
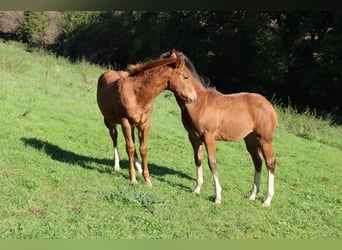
0;40;341;239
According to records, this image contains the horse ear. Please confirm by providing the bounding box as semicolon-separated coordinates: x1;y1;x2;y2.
170;48;177;58
175;54;185;68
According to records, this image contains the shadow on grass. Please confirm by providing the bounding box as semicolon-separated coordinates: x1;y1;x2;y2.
20;137;194;184
21;137;115;174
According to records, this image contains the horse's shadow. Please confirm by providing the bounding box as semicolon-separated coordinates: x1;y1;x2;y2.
20;137;194;190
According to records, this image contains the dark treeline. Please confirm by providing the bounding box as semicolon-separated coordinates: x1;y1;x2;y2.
1;11;341;117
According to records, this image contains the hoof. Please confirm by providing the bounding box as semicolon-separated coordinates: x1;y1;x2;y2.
192;190;200;196
262;202;270;207
192;186;201;195
248;196;256;201
146;180;153;188
214;199;221;204
113;166;121;171
192;191;200;196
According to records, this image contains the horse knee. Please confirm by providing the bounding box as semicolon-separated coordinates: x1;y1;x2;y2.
139;145;148;158
266;157;276;174
208;159;218;174
126;143;135;156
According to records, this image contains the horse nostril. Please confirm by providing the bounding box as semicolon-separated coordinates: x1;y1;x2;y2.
187;95;197;104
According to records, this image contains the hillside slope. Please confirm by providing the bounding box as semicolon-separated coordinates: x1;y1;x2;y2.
0;40;341;239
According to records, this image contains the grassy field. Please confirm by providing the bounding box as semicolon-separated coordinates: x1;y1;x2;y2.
0;40;341;239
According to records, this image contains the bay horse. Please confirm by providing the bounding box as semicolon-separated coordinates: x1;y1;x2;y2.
97;53;197;187
161;50;277;207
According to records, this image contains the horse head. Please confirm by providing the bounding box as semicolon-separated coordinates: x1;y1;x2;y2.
167;52;197;104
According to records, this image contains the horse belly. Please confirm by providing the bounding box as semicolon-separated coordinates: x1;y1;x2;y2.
216;122;253;141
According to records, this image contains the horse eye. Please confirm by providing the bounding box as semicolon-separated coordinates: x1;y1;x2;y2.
183;75;189;80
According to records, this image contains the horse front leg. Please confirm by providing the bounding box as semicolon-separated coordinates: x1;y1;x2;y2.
138;120;152;187
204;134;222;204
188;134;203;195
121;119;137;184
131;127;143;174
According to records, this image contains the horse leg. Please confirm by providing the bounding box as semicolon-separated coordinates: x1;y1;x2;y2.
138;120;152;187
131;127;142;174
110;127;121;171
204;134;222;204
105;119;120;171
120;119;137;184
244;133;263;201
259;138;276;207
189;134;203;195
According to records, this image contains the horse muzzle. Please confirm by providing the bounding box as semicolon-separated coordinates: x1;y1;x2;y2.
186;94;197;104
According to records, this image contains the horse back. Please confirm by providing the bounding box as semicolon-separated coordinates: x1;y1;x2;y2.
207;92;277;141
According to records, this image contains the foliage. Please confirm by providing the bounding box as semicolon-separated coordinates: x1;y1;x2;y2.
2;11;342;115
54;11;102;59
0;40;341;239
17;12;48;46
0;11;25;36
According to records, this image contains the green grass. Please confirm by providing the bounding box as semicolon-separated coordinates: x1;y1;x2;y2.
0;40;341;239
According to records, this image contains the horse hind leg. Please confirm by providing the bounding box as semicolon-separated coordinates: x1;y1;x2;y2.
134;153;142;174
105;119;120;171
131;127;142;174
121;119;138;184
244;133;263;202
259;138;276;207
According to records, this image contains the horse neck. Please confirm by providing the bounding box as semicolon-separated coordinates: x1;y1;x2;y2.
193;78;208;95
135;71;169;103
186;78;208;105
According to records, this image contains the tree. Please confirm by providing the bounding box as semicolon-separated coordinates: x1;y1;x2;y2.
17;11;48;46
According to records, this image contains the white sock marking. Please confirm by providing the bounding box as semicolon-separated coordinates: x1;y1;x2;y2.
248;171;261;201
134;157;142;174
263;170;274;207
213;174;222;204
114;147;120;171
193;165;203;194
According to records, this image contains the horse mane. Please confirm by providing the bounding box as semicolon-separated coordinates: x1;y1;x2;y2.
160;50;211;89
127;57;177;76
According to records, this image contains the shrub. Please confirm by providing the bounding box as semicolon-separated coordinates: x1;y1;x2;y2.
0;11;25;39
17;11;48;46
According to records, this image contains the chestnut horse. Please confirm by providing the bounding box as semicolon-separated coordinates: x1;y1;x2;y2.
97;53;197;187
161;50;277;207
